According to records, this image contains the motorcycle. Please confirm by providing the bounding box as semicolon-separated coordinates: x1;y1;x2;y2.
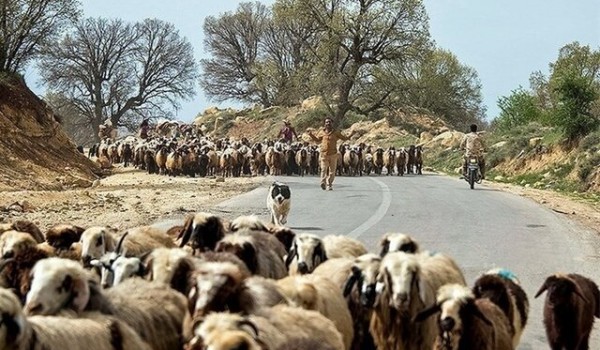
465;156;482;189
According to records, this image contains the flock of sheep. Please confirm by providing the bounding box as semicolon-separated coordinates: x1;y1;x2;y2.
0;214;598;349
88;131;425;178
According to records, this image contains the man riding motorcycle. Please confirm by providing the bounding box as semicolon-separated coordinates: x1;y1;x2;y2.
460;124;486;179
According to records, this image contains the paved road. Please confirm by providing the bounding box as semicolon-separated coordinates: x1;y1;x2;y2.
215;173;600;350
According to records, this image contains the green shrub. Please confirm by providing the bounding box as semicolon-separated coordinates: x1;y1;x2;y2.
579;131;600;153
578;153;600;181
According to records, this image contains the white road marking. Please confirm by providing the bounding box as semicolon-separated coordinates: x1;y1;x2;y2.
346;177;391;239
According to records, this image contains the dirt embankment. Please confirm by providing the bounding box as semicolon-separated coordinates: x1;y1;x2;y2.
0;77;101;191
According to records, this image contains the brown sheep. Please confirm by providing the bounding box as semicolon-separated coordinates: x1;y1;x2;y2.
0;244;49;303
535;273;600;350
155;146;169;175
178;212;226;253
414;283;513;350
44;224;85;250
0;220;44;243
166;149;184;176
277;274;354;350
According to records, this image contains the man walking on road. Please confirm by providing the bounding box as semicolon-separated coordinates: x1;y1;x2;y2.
307;118;354;191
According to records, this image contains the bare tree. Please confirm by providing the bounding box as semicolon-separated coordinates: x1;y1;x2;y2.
0;0;80;73
200;1;270;105
38;17;198;141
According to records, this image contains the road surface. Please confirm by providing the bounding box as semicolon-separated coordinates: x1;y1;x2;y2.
214;173;600;350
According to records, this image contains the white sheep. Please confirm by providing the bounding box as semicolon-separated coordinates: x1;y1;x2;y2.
24;257;190;350
276;274;354;350
0;288;149;350
370;251;466;350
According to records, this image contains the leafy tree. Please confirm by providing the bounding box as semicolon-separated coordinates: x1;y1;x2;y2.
38;17;198;141
0;0;81;73
549;73;599;141
495;87;541;131
44;91;94;146
200;2;270;105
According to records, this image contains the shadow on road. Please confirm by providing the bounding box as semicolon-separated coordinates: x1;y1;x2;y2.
290;226;323;231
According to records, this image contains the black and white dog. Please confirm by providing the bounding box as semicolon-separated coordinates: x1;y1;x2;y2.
267;181;291;226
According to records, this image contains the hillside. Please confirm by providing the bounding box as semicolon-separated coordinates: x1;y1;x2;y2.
0;76;102;191
194;98;599;199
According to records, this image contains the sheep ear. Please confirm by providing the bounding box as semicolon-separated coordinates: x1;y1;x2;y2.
240;242;258;274
572;284;589;303
470;303;493;327
238;319;259;339
314;242;327;265
534;280;549;298
285;243;297;268
413;303;440;323
178;216;194;247
64;274;90;312
343;273;359;298
0;258;15;273
379;238;389;257
3;312;22;345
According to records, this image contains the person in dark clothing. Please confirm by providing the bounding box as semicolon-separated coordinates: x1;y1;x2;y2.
139;118;150;139
279;120;298;144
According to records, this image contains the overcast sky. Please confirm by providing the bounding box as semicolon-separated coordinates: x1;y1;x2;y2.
24;0;600;123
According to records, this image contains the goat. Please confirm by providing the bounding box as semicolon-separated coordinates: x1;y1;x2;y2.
535;273;600;350
414;283;513;350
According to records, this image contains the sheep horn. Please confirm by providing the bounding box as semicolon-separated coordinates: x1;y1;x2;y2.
534;280;549;298
413;303;440;323
115;231;129;255
0;258;15;273
237;319;259;339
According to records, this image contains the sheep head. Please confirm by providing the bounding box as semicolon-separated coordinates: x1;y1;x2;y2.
188;313;260;350
0;231;37;259
343;253;381;307
25;258;93;315
0;289;26;348
179;212;225;252
414;284;493;350
379;232;419;257
472;274;512;319
188;261;249;318
45;224;85;250
286;233;327;274
111;255;147;286
80;226;118;266
215;235;258;274
229;215;269;233
268;226;295;253
535;274;589;305
379;252;423;311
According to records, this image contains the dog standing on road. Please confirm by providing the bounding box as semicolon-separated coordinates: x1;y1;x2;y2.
267;181;291;226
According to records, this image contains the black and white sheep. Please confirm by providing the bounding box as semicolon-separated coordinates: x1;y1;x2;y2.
178;212;226;253
414;283;513;350
0;288;149;349
472;268;529;348
379;232;420;257
286;233;367;275
215;229;287;279
370;251;466;350
535;273;600;350
24;257;190;350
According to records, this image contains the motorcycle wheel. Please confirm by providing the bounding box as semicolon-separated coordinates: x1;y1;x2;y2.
469;169;476;189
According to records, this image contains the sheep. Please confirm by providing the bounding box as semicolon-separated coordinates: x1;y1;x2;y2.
215;230;287;279
276;274;354;350
25;257;190;350
229;215;270;233
0;220;44;243
414;283;513;350
396;148;408;176
534;273;600;350
0;288;150;350
286;233;367;275
370;251;467;350
166;149;184;176
155;146;169;175
36;241;82;261
189;305;346;350
472;268;529;348
0;244;49;303
80;225;174;266
0;230;37;258
379;232;420;257
178;212;226;253
314;254;381;350
188;261;287;319
44;224;85;250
